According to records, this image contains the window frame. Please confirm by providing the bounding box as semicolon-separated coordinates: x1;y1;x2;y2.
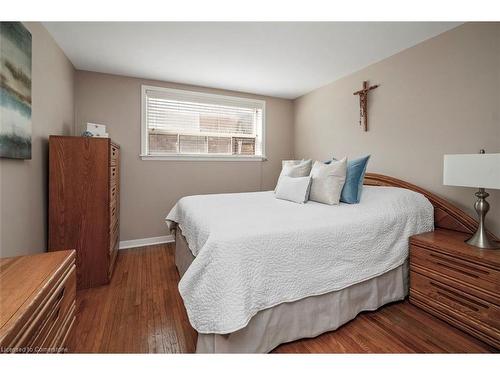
140;85;267;161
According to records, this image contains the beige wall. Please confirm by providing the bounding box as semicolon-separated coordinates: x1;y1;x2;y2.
294;22;500;236
0;22;75;257
74;71;294;241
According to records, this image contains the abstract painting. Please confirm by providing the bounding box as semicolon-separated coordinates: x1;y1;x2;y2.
0;22;32;159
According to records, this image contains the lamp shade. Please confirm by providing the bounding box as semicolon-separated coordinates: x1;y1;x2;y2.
443;153;500;190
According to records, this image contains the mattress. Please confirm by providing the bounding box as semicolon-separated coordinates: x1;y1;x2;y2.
166;186;433;334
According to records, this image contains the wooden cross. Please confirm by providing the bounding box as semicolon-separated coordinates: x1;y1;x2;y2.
353;81;379;131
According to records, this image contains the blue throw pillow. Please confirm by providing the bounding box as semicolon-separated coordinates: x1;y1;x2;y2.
329;155;370;204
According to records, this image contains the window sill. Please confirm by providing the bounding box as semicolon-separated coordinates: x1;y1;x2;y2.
140;154;267;161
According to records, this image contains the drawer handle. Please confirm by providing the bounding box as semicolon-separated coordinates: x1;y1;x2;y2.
429;253;488;277
430;281;488;311
435;290;479;312
434;261;479;279
54;306;61;320
57;287;65;302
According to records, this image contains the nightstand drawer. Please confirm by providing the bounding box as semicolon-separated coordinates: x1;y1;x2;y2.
410;271;500;343
410;229;500;348
411;244;500;296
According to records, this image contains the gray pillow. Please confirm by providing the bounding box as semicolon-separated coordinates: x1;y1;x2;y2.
275;176;312;204
275;159;312;191
309;158;347;205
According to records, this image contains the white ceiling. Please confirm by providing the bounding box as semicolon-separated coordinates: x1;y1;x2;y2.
44;22;461;99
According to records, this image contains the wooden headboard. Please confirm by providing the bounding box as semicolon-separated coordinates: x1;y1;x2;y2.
363;173;486;236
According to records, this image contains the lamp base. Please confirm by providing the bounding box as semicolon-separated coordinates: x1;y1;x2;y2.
466;188;500;250
466;231;500;250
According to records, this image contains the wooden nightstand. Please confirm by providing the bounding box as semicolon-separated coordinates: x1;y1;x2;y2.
409;229;500;349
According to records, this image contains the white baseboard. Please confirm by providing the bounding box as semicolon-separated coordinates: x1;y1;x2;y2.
119;235;174;250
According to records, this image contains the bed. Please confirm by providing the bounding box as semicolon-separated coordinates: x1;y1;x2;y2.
166;173;481;353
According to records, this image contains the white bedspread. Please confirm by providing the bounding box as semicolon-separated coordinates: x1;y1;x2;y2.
165;186;433;334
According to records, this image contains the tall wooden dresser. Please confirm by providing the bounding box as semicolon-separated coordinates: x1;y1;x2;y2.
49;136;120;289
0;250;76;353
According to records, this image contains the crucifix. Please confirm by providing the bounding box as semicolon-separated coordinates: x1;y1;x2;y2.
353;81;379;131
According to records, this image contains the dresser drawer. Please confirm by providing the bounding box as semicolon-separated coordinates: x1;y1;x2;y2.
110;221;119;252
410;271;500;345
110;199;118;225
110;144;119;166
110;183;118;205
9;262;76;351
110;166;118;186
35;269;76;352
411;244;500;297
49;303;76;353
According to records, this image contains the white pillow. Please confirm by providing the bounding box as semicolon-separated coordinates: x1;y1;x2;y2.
309;158;347;205
275;176;312;204
275;159;312;191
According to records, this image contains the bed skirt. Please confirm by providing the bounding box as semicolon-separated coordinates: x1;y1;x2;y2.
175;228;408;353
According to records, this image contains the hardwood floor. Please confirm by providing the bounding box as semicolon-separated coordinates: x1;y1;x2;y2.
68;244;496;353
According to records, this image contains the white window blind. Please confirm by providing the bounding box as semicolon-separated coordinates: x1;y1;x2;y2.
141;86;265;160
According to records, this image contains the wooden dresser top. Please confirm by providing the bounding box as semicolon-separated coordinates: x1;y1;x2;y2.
410;229;500;269
49;135;120;149
0;250;75;334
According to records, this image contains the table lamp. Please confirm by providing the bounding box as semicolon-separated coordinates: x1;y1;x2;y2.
443;150;500;249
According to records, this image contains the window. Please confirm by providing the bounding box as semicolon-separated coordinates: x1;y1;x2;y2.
141;85;265;160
